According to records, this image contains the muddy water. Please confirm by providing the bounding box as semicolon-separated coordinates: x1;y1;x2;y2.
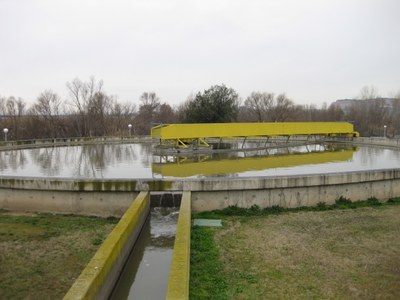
110;207;178;300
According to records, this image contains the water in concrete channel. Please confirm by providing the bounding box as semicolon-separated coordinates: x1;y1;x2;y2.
110;207;179;300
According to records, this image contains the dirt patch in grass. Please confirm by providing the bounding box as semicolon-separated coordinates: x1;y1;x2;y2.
213;206;400;299
0;212;118;299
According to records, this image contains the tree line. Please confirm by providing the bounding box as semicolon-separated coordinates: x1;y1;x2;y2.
1;79;399;140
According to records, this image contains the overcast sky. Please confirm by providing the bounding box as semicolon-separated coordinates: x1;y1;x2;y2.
1;0;399;107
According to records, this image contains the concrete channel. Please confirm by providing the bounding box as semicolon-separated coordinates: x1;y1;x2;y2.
110;207;178;299
64;191;150;299
2;136;400;299
63;191;190;300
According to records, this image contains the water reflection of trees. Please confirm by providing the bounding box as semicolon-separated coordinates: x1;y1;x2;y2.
27;144;139;178
0;150;27;171
2;142;400;178
29;147;62;176
140;143;153;167
70;144;138;178
358;146;400;167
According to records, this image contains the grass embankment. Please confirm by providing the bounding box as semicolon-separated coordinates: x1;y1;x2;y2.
0;210;118;300
190;198;400;300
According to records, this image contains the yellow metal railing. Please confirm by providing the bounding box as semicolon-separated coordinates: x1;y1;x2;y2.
151;122;359;148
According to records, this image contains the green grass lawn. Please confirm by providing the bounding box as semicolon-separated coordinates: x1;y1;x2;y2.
0;210;118;300
190;199;400;299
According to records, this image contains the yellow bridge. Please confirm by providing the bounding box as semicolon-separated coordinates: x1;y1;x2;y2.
151;122;359;148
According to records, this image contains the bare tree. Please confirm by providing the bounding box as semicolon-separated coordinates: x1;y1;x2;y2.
140;92;160;110
30;90;63;138
270;93;295;122
5;96;26;139
176;94;194;123
111;101;137;135
390;94;400;136
345;86;390;136
66;76;104;136
244;92;274;122
157;103;176;124
326;103;344;121
87;92;114;136
135;92;161;134
0;96;7;116
359;85;379;100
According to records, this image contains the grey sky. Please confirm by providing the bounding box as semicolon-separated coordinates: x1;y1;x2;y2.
1;0;399;107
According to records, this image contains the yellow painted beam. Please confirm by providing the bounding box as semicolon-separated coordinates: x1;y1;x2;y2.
166;191;191;300
64;192;150;300
151;122;359;141
153;149;356;177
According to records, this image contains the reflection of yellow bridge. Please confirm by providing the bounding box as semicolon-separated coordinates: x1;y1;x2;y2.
152;148;356;177
151;122;359;148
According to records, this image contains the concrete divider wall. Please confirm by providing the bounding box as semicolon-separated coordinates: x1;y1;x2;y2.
63;191;150;300
166;191;191;300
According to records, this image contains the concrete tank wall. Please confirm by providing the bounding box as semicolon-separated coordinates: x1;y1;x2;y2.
0;188;138;217
190;176;398;211
0;169;400;214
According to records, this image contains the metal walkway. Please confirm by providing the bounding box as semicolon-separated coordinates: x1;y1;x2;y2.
151;122;359;148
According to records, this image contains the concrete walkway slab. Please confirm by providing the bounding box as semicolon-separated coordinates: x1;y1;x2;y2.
193;219;222;227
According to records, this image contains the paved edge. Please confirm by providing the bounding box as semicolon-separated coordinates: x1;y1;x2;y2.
166;191;191;300
63;191;150;300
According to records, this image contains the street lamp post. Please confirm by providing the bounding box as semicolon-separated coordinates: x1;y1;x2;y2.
128;124;132;137
3;128;8;142
384;125;387;138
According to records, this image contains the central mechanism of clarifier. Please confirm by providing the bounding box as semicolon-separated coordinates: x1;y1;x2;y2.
151;122;359;149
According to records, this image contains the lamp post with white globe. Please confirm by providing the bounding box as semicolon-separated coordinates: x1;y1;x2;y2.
128;124;132;137
3;128;8;142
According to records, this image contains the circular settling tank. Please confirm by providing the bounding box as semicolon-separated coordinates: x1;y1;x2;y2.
0;142;400;179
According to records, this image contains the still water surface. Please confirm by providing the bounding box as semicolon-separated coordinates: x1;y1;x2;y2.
0;143;399;179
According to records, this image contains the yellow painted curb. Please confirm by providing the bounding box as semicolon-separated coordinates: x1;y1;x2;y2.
166;191;191;300
64;191;150;300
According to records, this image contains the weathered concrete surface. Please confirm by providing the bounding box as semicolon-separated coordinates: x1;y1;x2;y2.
64;191;150;300
190;178;398;211
1;169;400;214
1;169;398;192
186;169;400;211
0;187;137;217
166;191;191;300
